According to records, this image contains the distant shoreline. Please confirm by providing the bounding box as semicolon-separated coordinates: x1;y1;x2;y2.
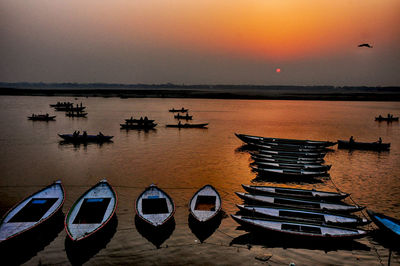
1;84;400;101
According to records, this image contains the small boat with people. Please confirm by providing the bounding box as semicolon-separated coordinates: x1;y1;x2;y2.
235;133;337;147
252;161;331;171
236;205;370;227
125;117;155;124
367;210;400;239
241;185;348;201
28;114;56;121
58;131;113;143
169;108;188;113
235;192;364;213
375;114;399;122
121;116;157;130
189;185;221;223
166;123;208;128
135;184;175;227
65;179;117;241
50;102;73;108
66;112;87;117
174;114;193;120
54;106;86;112
337;137;390;151
0;181;65;242
231;215;367;240
252;166;329;178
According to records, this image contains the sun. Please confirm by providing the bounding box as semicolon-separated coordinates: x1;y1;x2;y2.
276;68;281;73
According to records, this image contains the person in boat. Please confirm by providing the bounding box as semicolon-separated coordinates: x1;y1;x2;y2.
378;115;382;119
82;131;87;138
181;107;185;111
377;137;382;144
178;120;182;126
349;136;355;144
46;113;49;117
98;132;104;137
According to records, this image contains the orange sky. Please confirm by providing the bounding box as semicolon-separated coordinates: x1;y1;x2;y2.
1;0;399;85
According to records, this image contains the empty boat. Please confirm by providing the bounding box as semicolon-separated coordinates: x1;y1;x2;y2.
189;185;221;223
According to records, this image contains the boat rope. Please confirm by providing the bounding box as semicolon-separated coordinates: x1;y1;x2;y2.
371;245;384;266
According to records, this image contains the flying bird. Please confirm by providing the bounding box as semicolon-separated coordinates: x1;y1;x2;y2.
358;43;373;48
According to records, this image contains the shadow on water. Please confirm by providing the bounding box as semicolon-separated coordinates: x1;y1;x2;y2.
135;215;175;249
230;231;370;252
65;215;118;266
235;144;258;153
58;140;113;149
188;211;223;243
0;211;65;266
369;230;400;252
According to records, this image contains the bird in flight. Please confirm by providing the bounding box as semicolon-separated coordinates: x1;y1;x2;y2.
358;43;373;48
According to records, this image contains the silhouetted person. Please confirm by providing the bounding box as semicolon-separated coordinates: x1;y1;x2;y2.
358;43;373;48
83;131;87;138
178;121;182;126
349;136;355;144
98;132;104;137
377;137;382;144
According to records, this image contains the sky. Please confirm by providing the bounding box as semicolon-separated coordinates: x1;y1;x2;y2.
1;0;400;86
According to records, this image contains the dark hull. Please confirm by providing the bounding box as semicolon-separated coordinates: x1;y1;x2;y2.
235;133;337;147
169;109;188;113
28;116;56;121
58;134;113;143
375;117;399;121
166;123;208;128
120;123;157;129
337;140;390;151
253;167;328;178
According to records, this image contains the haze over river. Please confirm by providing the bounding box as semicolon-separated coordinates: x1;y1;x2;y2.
0;96;399;265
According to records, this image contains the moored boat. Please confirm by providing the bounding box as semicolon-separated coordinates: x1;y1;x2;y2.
135;184;175;227
249;142;328;153
241;185;348;201
367;210;400;239
259;149;326;158
65;179;117;241
236;205;369;227
166;123;208;128
189;185;221;223
235;192;364;213
0;181;65;242
337;140;390;151
58;133;113;143
252;166;328;178
235;133;337;147
253;161;331;171
231;215;367;240
251;153;325;163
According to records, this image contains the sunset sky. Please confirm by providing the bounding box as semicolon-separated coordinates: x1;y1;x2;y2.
1;0;399;86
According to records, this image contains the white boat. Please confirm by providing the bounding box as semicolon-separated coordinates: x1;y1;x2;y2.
65;180;117;241
189;185;221;223
236;205;369;226
235;192;364;213
231;215;367;240
0;181;65;242
135;184;175;227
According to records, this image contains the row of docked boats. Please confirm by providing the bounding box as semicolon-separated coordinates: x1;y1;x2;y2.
0;181;222;243
232;184;369;240
235;133;332;178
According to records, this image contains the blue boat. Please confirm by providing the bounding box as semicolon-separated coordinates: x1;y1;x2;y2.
367;210;400;239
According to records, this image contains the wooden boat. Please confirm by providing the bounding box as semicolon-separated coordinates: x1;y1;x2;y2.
169;108;188;113
367;210;400;239
375;116;399;122
259;149;326;158
174;114;193;120
66;112;87;117
0;181;65;242
166;123;208;128
58;133;113;143
235;192;364;213
65;180;117;241
241;185;348;201
251;153;325;163
120;123;157;129
135;184;175;227
27;114;56;121
125;118;155;123
50;102;73;108
253;161;331;171
337;140;390;151
231;215;367;240
249;142;328;153
253;166;328;178
250;141;327;150
189;185;221;223
54;106;86;112
237;205;369;227
235;133;337;147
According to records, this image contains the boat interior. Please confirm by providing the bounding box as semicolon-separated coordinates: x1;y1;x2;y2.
73;198;111;224
9;198;58;222
195;195;216;211
142;198;169;214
